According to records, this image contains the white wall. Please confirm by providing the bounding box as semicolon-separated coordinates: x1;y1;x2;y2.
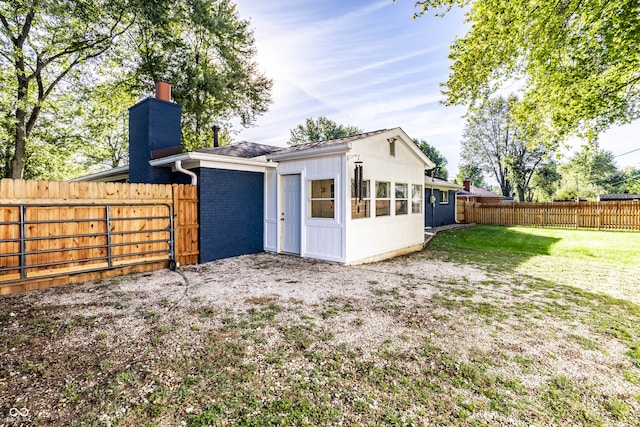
265;130;426;264
269;154;346;262
344;134;425;263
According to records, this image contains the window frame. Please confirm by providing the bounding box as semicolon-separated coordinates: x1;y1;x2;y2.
440;189;450;205
309;178;335;219
351;179;371;219
395;183;408;215
375;181;391;217
411;184;423;213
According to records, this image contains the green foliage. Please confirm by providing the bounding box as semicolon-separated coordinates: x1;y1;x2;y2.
455;163;487;189
461;96;550;200
556;145;624;200
530;161;562;202
288;116;362;145
134;0;272;151
0;0;273;178
413;0;640;146
414;139;448;179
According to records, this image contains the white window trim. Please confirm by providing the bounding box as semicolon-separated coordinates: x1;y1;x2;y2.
440;190;450;205
395;182;408;215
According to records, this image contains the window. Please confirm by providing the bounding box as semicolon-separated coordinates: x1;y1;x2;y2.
412;184;422;213
440;190;449;204
310;179;334;218
375;181;390;216
351;179;370;219
395;183;408;215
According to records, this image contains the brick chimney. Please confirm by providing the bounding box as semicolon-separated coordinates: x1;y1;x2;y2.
463;178;471;192
128;82;183;184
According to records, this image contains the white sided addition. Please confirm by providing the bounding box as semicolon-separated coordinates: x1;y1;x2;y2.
265;128;434;265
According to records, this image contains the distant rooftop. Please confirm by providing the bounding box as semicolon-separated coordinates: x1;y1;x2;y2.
195;141;282;158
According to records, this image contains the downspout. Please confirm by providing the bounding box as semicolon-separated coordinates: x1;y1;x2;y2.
174;160;197;185
430;171;436;228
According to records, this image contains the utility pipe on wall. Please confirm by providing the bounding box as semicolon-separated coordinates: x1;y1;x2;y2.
174;160;197;186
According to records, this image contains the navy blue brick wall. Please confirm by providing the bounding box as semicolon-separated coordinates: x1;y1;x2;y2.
198;168;264;263
129;97;182;184
425;189;457;227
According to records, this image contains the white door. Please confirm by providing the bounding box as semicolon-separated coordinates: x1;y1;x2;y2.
280;175;301;255
280;174;301;254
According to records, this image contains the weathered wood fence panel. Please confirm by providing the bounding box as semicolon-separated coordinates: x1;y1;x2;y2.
0;179;199;295
463;201;640;231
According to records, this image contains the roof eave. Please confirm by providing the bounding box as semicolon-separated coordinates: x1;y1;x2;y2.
266;142;351;161
149;152;277;169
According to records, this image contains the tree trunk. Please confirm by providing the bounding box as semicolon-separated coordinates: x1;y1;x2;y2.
9;79;28;179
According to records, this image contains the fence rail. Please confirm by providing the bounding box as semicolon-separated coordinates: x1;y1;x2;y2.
0;179;198;295
462;200;640;231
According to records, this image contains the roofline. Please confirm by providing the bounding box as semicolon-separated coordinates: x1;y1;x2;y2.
70;165;129;182
149;152;278;169
266;142;352;161
424;178;462;190
385;127;436;169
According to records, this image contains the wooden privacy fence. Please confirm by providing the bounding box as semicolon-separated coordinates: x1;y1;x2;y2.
0;179;198;295
462;200;640;231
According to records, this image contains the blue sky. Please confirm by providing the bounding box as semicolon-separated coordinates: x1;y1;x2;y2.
232;0;640;178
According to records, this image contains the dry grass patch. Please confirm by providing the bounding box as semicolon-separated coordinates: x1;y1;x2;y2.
1;234;640;425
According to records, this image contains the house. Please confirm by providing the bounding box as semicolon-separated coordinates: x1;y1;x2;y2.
424;176;462;228
597;194;640;202
264;129;434;264
76;83;435;265
456;178;504;204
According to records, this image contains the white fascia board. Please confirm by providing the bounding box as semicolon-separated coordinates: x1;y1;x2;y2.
266;142;351;161
149;152;277;173
424;180;463;190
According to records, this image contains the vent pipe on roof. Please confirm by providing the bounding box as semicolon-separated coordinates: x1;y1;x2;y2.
213;125;220;148
155;82;171;101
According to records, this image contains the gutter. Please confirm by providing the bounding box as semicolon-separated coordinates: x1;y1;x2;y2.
174;160;197;185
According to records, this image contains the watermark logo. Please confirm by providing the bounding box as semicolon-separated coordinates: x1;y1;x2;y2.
9;408;29;418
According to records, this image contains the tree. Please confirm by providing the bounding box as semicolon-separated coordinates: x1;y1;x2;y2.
455;162;487;189
414;139;448;180
288;116;362;145
412;0;640;146
461;95;548;200
134;0;272;151
0;0;135;178
556;145;624;200
0;0;272;178
529;161;562;202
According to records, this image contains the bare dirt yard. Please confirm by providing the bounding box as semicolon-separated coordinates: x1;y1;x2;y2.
1;239;640;426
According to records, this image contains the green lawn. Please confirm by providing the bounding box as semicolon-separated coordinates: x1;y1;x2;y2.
430;225;640;304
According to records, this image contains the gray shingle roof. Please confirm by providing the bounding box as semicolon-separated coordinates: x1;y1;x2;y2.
195;141;282;158
269;129;389;155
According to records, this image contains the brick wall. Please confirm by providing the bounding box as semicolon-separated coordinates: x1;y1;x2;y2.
425;188;457;227
197;168;265;263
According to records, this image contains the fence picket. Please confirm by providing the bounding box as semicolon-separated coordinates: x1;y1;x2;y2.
462;200;640;231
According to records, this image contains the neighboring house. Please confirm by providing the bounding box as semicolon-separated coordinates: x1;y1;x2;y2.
597;194;640;202
456;179;505;204
424;176;461;228
76;84;435;265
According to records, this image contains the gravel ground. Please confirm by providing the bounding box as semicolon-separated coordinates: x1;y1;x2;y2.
1;250;639;426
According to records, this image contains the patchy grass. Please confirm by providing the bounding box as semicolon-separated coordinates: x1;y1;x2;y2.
1;232;639;426
430;225;640;304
